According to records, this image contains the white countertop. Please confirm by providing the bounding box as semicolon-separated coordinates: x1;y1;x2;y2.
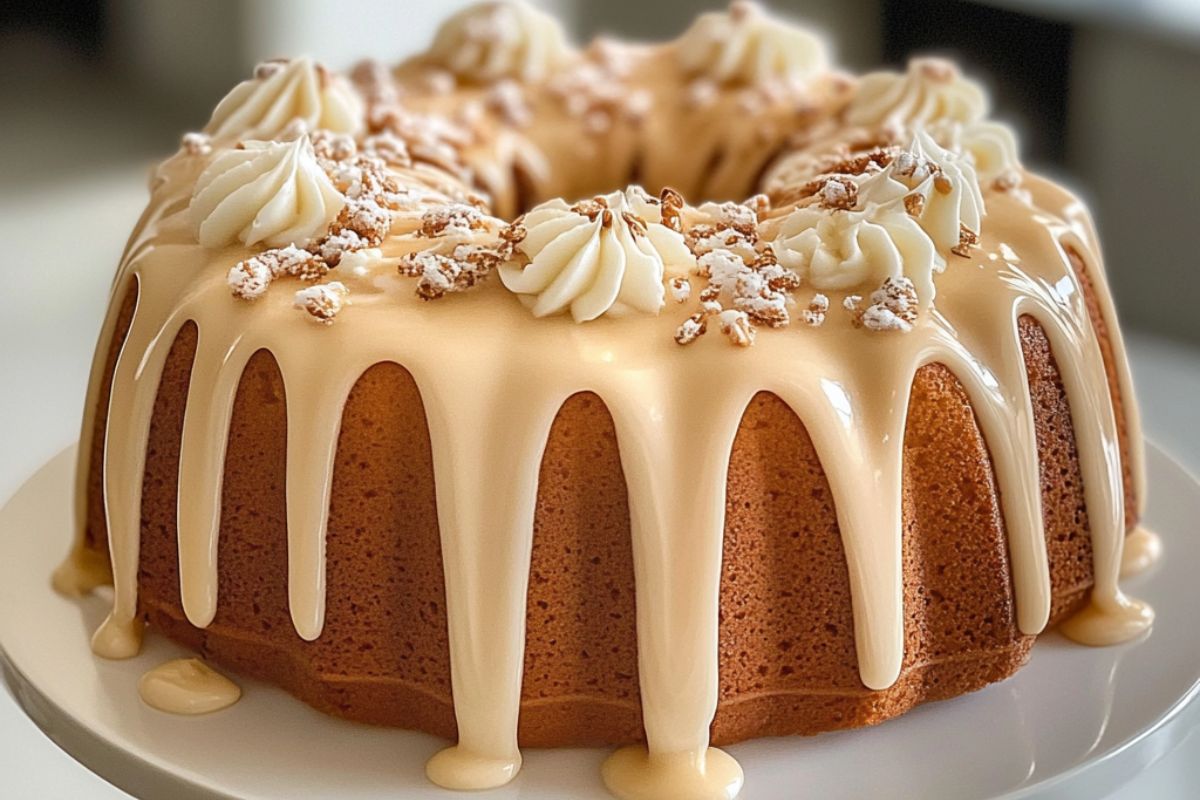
1;170;1197;799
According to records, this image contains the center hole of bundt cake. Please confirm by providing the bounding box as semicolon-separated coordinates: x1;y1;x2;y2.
505;139;784;216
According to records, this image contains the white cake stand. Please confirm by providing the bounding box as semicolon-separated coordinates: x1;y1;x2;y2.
1;445;1198;800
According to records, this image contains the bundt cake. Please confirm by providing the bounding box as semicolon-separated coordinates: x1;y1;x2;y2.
53;2;1157;798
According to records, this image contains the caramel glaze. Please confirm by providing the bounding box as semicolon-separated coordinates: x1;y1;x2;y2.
64;150;1151;796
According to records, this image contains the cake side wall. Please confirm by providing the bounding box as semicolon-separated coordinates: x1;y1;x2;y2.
81;274;1125;746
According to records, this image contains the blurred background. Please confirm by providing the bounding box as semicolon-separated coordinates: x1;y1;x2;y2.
0;3;1198;798
2;0;1199;340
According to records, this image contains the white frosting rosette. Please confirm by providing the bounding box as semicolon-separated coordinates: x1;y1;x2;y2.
674;0;828;86
190;136;345;249
929;119;1022;186
771;130;985;303
428;0;573;83
772;205;936;295
847;57;987;129
500;188;695;321
205;57;364;141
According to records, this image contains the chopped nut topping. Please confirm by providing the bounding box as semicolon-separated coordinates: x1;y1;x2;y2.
181;132;211;156
621;210;647;237
745;193;771;218
903;192;926;217
227;258;274;300
361;132;412;168
717;309;756;347
659;187;685;232
227;245;327;301
500;219;527;250
253;59;287;80
418;203;486;238
674;312;708;345
700;200;759;236
397;242;504;300
687;224;759;263
293;282;349;324
819;177;859;210
802;293;829;326
548;42;644;137
486;80;532;127
669;276;691;303
848;276;919;332
951;223;980;258
570;195;610;221
310;130;356;161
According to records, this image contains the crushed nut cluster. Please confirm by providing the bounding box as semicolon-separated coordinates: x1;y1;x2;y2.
818;176;858;210
351;60;474;181
227;245;325;300
952;222;980;258
397;245;504;300
181;132;212;156
226;133;409;321
350;59;405;130
548;39;650;135
485;80;533;127
417;203;488;239
674;197;814;347
293;282;349;325
772;145;898;208
377;109;474;181
802;293;829;326
394;207;516;302
673;191;928;345
844;276;919;332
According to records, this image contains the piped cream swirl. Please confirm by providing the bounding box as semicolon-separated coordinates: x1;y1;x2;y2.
931;119;1022;187
847;57;986;129
428;1;573;83
190;136;346;249
674;1;829;86
499;189;694;321
205;57;364;141
771;130;984;301
858;130;985;255
771;205;935;294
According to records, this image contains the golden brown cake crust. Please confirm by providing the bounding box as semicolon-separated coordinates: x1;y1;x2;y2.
82;239;1134;747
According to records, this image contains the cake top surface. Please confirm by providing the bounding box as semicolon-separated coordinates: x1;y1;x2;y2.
146;0;1040;348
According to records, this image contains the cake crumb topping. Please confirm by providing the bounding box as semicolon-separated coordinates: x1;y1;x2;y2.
293;282;349;324
802;293;829;326
181;132;212;156
847;276;919;332
418;204;487;239
397;244;505;301
952;224;980;258
717;308;756;347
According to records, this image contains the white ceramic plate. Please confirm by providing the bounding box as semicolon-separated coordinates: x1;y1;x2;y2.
1;445;1197;800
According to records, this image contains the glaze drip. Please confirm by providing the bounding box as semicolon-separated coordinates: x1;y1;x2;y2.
139;659;241;715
